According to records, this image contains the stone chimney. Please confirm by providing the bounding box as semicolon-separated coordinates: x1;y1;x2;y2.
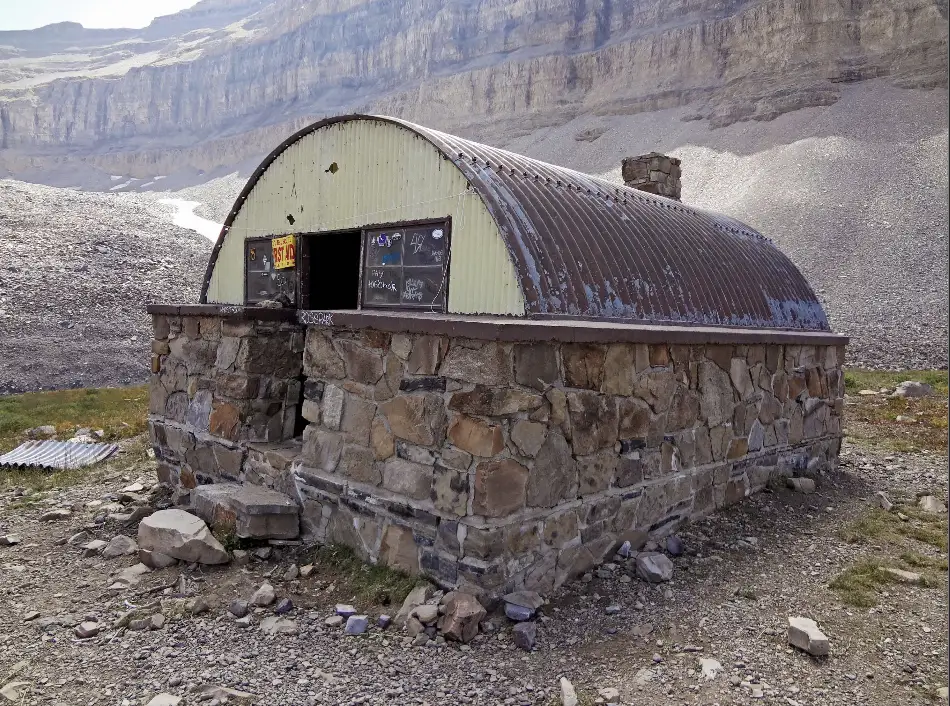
621;152;681;201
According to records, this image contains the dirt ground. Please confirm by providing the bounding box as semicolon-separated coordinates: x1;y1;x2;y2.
0;427;947;705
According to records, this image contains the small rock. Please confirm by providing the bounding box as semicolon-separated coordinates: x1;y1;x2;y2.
229;600;249;618
324;615;344;628
252;546;272;561
260;616;298;635
283;564;299;581
665;535;683;556
139;548;177;569
188;597;211;615
700;658;723;680
635;668;654;685
412;633;429;647
150;614;166;630
437;592;486;643
787;477;816;494
22;610;40;622
82;539;107;557
636;552;674;583
503;590;544;611
377;614;392;629
406;616;425;636
616;540;632;558
235;615;253;628
232;549;250;565
598;688;620;701
74;621;100;638
652;653;663;663
145;694;182;706
787;616;830;656
605;605;621;615
0;534;22;546
412;604;439;625
345;615;369;635
512;621;537;650
335;603;357;617
936;686;948;701
101;534;138;559
299;564;314;577
39;509;71;522
121;482;145;493
504;602;534;622
559;677;578;706
875;491;894;511
138;509;229;565
128;617;151;631
274;598;294;615
394;584;431;627
918;495;947;514
891;381;932;398
881;567;923;584
67;531;91;546
250;583;276;607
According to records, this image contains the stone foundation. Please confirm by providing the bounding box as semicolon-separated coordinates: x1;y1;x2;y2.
147;306;845;595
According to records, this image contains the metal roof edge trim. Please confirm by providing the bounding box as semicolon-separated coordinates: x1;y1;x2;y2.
295;310;848;346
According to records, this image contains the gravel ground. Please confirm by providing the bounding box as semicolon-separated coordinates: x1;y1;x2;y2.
0;434;946;706
0;180;211;394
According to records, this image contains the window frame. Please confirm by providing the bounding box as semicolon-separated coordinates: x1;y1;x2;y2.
244;235;299;306
358;217;452;313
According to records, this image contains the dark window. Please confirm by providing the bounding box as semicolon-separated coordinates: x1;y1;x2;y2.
361;222;449;311
244;238;297;305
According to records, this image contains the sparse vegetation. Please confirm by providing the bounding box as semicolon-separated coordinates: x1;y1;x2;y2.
304;543;423;607
839;505;949;551
843;368;948;454
829;557;939;607
0;385;148;454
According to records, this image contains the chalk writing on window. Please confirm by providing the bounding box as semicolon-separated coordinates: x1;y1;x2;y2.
362;223;448;311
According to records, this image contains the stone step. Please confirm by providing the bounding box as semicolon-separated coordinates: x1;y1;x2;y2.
191;483;299;540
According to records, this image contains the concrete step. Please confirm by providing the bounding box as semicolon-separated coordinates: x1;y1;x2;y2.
191;483;299;540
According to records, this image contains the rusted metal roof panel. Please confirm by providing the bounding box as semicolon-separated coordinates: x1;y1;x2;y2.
0;441;119;470
406;120;829;331
202;114;830;331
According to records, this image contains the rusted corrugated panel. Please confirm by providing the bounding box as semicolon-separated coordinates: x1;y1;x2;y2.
405;120;829;330
202;114;830;331
0;441;119;470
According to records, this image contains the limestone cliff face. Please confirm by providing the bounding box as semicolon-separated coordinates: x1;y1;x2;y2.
0;0;945;175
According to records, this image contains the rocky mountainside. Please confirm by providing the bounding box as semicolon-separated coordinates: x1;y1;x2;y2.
0;0;946;183
0;180;210;394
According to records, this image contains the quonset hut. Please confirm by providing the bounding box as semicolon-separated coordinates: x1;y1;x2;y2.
148;115;847;593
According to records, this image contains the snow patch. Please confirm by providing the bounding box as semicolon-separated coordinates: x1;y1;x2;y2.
159;199;222;242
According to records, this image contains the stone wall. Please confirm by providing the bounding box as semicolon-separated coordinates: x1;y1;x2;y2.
147;310;304;492
147;309;845;595
622;152;682;200
290;326;843;594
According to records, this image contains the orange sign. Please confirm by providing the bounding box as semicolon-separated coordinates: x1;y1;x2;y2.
272;235;296;269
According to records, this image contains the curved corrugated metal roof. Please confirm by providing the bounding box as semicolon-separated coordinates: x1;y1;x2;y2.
202;115;830;331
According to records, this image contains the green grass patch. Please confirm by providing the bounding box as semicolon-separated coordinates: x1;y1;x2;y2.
839;506;948;551
899;552;949;572
843;369;949;396
304;543;423;607
842;369;948;454
830;555;944;607
0;385;148;454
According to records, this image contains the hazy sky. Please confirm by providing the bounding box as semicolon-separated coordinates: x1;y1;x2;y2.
0;0;200;31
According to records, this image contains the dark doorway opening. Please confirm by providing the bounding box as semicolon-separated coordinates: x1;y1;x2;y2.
301;230;361;309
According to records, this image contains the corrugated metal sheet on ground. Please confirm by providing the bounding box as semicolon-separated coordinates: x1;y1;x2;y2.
0;441;119;469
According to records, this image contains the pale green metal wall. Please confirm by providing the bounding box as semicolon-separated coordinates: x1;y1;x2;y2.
206;120;525;316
